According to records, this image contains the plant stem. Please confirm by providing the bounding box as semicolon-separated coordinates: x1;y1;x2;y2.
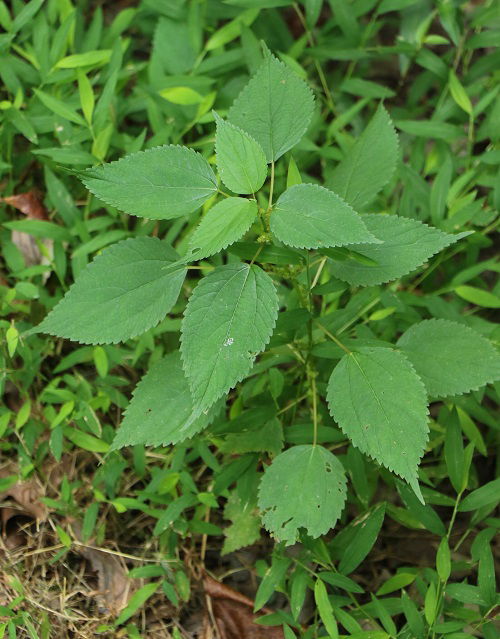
316;322;352;355
292;3;336;115
311;371;318;446
268;161;275;210
429;489;464;638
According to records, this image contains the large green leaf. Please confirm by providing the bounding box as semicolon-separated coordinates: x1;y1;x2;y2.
37;238;186;344
397;320;500;398
227;52;314;162
214;113;267;194
81;145;217;219
328;214;469;286
189;197;258;260
258;445;347;544
111;353;217;449
181;263;278;412
327;347;428;499
328;104;399;209
271;184;378;249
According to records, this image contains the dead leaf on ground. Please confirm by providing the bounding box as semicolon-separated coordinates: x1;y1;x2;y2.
71;522;132;616
1;189;54;271
2;190;48;220
203;575;284;639
0;465;48;549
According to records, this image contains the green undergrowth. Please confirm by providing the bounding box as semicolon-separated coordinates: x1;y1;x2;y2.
0;1;499;638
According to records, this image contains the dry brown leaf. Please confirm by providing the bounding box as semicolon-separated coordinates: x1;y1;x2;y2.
77;544;131;615
0;467;48;549
2;189;54;271
2;190;48;220
71;522;131;616
204;575;284;639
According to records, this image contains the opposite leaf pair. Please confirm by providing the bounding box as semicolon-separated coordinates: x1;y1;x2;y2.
33;50;500;545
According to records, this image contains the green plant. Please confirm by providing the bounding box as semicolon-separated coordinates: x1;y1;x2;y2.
2;1;500;637
33;48;500;542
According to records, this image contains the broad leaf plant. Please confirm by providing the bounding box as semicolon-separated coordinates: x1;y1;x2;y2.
34;51;500;545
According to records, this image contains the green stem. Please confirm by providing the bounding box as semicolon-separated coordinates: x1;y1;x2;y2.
316;322;352;355
310;368;318;446
292;3;335;115
429;489;464;639
263;161;275;232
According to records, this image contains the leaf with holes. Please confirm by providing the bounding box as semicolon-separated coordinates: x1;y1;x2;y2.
111;353;220;449
214;113;267;194
327;348;428;500
37;238;186;344
328;104;399;209
271;184;379;249
80;145;217;219
327;214;470;286
227;51;314;162
189;197;258;260
258;445;347;544
181;263;278;413
397;319;500;398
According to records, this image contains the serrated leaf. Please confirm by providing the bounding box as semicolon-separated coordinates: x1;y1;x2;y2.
80;145;217;219
327;348;428;498
271;184;379;249
328;214;469;286
111;353;217;449
258;444;347;544
181;263;278;412
189;197;258;260
328;104;399;209
222;493;261;555
227;52;314;162
37;238;186;344
397;319;500;398
214;113;267;194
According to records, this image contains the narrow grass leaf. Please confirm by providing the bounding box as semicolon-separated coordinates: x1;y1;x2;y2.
338;504;385;575
328;104;399;209
114;583;159;626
